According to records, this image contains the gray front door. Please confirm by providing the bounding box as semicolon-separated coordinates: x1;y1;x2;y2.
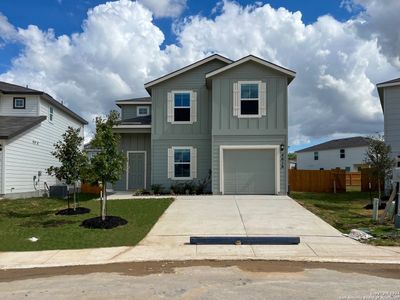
128;152;145;190
223;149;275;194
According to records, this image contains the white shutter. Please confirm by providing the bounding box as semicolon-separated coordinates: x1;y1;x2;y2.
191;91;197;123
167;92;173;123
260;82;267;116
233;82;240;116
167;148;174;178
191;147;197;179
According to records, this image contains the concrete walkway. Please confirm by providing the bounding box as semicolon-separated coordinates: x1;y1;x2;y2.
1;195;400;269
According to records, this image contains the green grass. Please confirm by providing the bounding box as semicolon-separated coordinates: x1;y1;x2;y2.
0;194;173;251
291;191;400;246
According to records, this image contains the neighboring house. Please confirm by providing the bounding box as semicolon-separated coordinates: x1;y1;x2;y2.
296;136;370;172
377;78;400;166
0;81;87;198
113;54;295;195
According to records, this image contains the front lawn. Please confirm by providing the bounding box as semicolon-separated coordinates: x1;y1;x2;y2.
291;192;400;246
0;194;173;251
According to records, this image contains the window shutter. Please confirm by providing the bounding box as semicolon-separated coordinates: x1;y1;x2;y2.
167;92;173;123
233;82;239;116
260;82;267;116
191;91;197;123
167;148;174;178
191;147;197;179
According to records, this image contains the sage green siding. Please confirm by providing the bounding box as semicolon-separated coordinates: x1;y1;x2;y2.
121;104;151;120
114;133;151;190
150;59;228;190
210;61;289;194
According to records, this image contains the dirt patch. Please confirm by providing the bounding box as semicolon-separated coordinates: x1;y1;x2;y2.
80;216;128;229
56;207;91;215
1;260;400;283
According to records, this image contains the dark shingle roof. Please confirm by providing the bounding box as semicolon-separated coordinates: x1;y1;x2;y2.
116;97;152;103
0;116;47;139
119;115;151;125
0;81;87;124
296;136;370;153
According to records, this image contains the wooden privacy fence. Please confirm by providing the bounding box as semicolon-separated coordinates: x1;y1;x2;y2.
289;169;346;193
360;168;384;192
346;172;361;187
81;181;102;194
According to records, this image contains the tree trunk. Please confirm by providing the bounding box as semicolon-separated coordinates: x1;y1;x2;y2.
101;182;106;221
73;182;77;211
378;178;381;204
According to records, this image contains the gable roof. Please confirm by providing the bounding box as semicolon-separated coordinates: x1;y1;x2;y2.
296;136;370;153
0;81;88;125
205;55;296;84
0;116;47;139
376;77;400;111
144;54;232;92
116;97;152;107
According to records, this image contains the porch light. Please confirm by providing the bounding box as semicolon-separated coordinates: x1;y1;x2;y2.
280;144;285;152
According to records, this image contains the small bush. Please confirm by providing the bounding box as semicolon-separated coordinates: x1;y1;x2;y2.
133;188;147;196
150;184;164;195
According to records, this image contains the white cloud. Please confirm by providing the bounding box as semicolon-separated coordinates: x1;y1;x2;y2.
351;0;400;68
138;0;186;18
0;0;398;144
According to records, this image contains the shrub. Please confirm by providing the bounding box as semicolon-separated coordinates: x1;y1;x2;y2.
150;184;164;195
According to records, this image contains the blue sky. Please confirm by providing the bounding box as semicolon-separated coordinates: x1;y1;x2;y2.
0;0;397;147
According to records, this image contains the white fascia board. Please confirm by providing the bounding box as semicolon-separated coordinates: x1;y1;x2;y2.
376;82;400;88
206;56;296;79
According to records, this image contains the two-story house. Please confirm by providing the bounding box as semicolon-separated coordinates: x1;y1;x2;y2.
0;81;87;198
296;136;370;172
377;78;400;166
113;54;295;195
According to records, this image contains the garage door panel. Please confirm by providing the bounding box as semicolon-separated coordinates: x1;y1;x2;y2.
223;149;275;195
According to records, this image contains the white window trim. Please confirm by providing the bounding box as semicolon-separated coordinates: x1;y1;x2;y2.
48;106;54;123
219;145;280;195
126;151;147;190
136;106;150;117
13;97;25;109
238;80;262;118
171;90;192;124
172;146;193;180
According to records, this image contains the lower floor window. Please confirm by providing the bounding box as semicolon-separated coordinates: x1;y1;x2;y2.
174;148;191;178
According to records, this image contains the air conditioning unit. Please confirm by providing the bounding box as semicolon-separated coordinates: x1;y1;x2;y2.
49;185;68;199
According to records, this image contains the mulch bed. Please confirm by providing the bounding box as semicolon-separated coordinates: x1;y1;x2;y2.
56;207;91;215
364;202;386;210
80;216;128;229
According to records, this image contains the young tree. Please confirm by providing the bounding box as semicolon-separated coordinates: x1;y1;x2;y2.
48;126;87;210
85;110;124;221
363;135;395;200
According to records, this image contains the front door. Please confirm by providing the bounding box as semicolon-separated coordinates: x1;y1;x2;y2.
127;152;145;190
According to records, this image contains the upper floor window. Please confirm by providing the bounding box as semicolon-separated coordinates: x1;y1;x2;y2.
167;146;197;180
137;106;150;117
233;81;267;118
167;90;197;124
314;152;319;160
340;149;345;159
13;97;26;109
49;106;54;122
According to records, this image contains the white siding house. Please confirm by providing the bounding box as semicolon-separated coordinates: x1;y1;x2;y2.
377;78;400;163
296;137;370;172
0;82;87;198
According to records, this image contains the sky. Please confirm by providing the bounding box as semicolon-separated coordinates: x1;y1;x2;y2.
0;0;399;151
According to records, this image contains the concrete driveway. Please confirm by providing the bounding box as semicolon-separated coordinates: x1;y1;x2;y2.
136;195;400;262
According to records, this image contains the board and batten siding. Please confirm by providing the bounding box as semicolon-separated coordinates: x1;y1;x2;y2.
384;86;400;158
3;98;83;196
121;104;151;120
114;133;151;190
210;61;289;194
0;94;40;116
150;59;227;190
151;138;211;190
